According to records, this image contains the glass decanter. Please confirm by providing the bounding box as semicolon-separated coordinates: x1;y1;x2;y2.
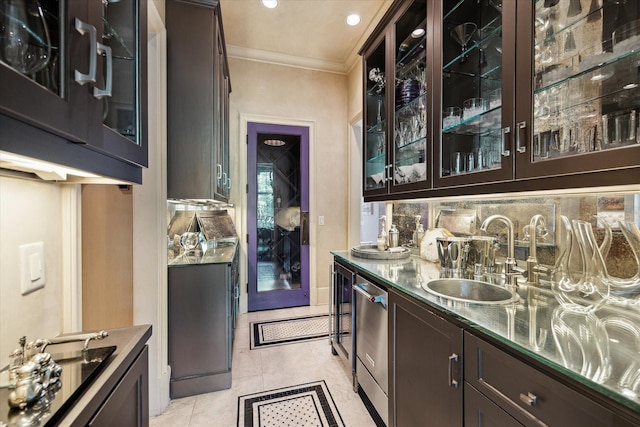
602;220;640;301
552;218;610;313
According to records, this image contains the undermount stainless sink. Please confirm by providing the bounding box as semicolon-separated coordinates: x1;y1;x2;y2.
422;279;519;305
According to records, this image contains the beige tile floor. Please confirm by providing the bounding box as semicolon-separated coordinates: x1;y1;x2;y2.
150;305;377;427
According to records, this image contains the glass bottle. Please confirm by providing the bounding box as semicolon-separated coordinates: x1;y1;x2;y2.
377;215;387;251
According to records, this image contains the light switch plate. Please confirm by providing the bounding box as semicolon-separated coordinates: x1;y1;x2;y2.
20;242;45;295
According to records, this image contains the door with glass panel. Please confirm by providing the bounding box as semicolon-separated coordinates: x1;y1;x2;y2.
363;33;389;197
391;0;430;193
247;122;310;312
87;0;147;166
515;0;640;178
0;1;90;142
434;0;516;187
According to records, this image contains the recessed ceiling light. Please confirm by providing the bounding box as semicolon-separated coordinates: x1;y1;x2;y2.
262;0;278;9
411;28;426;38
346;14;361;26
623;83;639;89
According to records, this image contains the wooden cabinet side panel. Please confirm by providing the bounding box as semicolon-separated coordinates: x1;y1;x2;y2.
389;289;463;427
82;185;133;331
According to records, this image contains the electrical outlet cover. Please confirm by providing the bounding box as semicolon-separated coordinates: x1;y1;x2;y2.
20;242;45;295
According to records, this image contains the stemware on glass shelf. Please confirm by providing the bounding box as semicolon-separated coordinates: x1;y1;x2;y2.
450;22;477;63
0;0;52;75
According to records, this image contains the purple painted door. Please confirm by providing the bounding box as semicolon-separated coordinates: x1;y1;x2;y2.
247;122;310;311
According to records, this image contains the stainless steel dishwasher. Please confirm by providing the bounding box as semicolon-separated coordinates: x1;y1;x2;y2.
354;274;388;426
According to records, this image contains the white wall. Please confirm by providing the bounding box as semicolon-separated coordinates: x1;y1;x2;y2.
0;177;73;368
228;58;350;312
132;1;170;416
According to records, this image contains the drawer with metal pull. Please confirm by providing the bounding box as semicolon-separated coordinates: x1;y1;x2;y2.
464;332;635;427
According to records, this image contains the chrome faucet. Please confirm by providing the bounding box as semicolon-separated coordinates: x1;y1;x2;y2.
525;214;550;286
480;214;523;288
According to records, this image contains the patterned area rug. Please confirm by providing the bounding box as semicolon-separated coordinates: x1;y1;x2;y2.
250;314;330;349
237;381;345;427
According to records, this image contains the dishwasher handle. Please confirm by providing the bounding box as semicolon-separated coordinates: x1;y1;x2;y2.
354;283;387;308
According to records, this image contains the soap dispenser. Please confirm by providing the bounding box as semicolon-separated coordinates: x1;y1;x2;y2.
377;215;388;251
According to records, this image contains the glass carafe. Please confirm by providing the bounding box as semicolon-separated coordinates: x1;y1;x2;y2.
0;0;51;75
552;218;610;313
604;220;640;300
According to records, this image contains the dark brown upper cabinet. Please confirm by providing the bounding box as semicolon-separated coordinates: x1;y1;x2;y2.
0;0;148;181
166;0;232;201
360;0;640;201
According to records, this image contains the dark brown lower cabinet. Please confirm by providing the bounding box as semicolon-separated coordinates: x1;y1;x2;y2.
464;383;522;427
87;346;149;427
464;333;637;427
389;288;463;427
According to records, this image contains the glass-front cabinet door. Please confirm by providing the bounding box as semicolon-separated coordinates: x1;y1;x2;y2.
0;1;91;142
364;36;389;196
391;0;429;192
88;0;147;167
435;0;515;187
516;0;640;178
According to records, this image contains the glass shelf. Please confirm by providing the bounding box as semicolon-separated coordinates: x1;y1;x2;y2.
103;17;134;60
444;0;466;20
367;82;385;97
443;24;503;71
395;92;426;114
396;135;426;152
366;150;386;164
534;2;604;46
443;105;502;135
535;47;640;96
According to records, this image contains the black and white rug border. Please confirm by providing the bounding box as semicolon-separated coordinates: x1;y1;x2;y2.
237;380;345;427
250;314;330;350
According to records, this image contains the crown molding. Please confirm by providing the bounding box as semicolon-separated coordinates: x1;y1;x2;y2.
227;45;348;74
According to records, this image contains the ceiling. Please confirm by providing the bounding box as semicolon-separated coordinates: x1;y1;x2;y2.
219;0;392;74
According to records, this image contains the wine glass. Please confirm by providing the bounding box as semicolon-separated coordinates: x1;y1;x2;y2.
450;22;477;63
0;0;52;75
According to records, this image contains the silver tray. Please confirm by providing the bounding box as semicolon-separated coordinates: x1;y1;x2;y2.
351;244;411;260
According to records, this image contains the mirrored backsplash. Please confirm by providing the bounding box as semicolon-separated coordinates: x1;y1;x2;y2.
385;189;640;278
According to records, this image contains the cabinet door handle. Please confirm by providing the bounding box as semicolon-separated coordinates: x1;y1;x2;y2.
216;164;223;180
227;177;232;191
222;172;228;185
74;19;97;85
386;164;393;182
501;126;511;157
448;353;459;388
519;392;538;406
93;43;112;99
517;121;527;153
